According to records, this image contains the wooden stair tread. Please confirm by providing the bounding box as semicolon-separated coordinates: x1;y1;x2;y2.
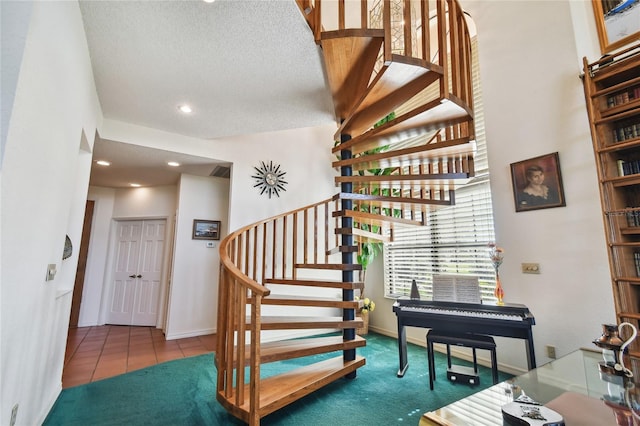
227;335;366;365
326;245;359;254
348;185;457;199
260;295;358;309
258;335;366;363
332;99;472;155
349;195;454;209
335;226;391;243
334;227;390;242
295;262;362;271
332;138;475;170
335;172;473;185
333;209;424;226
265;277;364;290
255;316;363;330
219;355;366;420
320;30;385;121
256;355;366;414
338;57;443;138
336;191;456;207
351;227;391;242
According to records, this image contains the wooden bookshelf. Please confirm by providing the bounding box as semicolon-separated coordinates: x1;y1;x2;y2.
583;43;640;358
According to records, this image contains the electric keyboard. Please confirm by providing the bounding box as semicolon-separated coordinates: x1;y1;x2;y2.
393;299;536;377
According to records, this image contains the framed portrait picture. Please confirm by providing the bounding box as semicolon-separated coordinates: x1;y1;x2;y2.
192;219;220;240
510;152;566;212
592;0;640;54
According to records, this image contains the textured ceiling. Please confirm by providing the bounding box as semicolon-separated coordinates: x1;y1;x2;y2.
79;0;335;187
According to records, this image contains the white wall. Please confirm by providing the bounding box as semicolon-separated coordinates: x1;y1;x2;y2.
220;125;339;231
82;186;116;326
99;119;339;230
368;0;616;374
165;174;229;338
472;0;614;370
0;2;102;424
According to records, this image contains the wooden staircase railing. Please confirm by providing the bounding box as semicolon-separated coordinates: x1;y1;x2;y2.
216;198;366;424
217;1;475;424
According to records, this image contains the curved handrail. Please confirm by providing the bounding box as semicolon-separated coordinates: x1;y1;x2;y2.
216;196;340;422
218;196;337;287
218;232;270;297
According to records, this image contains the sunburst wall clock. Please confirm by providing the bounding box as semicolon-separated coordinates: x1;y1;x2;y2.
252;160;288;198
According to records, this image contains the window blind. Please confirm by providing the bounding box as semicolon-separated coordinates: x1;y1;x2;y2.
383;36;499;301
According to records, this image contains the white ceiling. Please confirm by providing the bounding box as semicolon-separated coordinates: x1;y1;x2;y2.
89;139;230;188
79;0;335;188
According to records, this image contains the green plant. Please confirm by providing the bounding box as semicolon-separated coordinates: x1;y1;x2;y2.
335;112;400;272
357;241;383;272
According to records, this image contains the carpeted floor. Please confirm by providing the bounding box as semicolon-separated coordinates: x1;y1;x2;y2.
44;332;511;425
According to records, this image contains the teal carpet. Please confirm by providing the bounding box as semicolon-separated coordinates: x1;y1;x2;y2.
44;332;511;425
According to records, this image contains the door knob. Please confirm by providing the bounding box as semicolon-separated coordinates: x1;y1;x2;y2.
136;274;142;278
129;274;143;278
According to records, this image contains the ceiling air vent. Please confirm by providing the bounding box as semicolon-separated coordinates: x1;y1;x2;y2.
210;165;231;179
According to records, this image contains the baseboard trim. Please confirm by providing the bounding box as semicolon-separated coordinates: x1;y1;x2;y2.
165;327;216;340
368;325;526;376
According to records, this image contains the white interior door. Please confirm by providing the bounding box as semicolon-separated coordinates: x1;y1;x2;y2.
107;219;165;326
132;220;165;325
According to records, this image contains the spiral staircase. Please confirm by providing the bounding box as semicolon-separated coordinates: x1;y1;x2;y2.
216;1;475;424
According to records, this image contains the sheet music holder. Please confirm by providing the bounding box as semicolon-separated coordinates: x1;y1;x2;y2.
432;274;481;304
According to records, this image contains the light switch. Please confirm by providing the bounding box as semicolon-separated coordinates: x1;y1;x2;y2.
521;263;540;274
46;264;57;281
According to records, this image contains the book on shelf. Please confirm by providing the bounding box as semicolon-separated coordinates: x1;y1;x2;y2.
635;251;640;277
606;85;640;109
626;209;640;227
612;122;640;143
616;159;640;176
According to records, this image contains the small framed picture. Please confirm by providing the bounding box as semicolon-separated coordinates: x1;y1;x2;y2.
192;219;220;240
510;152;566;212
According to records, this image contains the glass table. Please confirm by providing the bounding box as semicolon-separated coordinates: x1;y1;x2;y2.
419;348;640;425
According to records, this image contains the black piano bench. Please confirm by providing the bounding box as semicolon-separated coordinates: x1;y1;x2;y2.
426;330;498;390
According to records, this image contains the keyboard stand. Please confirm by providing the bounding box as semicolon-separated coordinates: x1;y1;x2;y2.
393;300;536;376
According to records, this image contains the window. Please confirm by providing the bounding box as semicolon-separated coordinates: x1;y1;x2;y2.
383;36;499;301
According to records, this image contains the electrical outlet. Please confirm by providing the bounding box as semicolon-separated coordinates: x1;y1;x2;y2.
546;345;556;359
521;263;540;274
10;404;18;426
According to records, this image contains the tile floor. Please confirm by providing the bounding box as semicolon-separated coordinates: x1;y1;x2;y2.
62;325;216;388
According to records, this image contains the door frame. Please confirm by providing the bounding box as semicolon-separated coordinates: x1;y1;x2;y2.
99;215;174;328
69;200;95;327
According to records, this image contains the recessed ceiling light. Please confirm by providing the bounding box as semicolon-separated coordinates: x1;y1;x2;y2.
130;183;141;187
96;160;111;166
178;104;192;114
167;161;180;167
203;0;215;3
